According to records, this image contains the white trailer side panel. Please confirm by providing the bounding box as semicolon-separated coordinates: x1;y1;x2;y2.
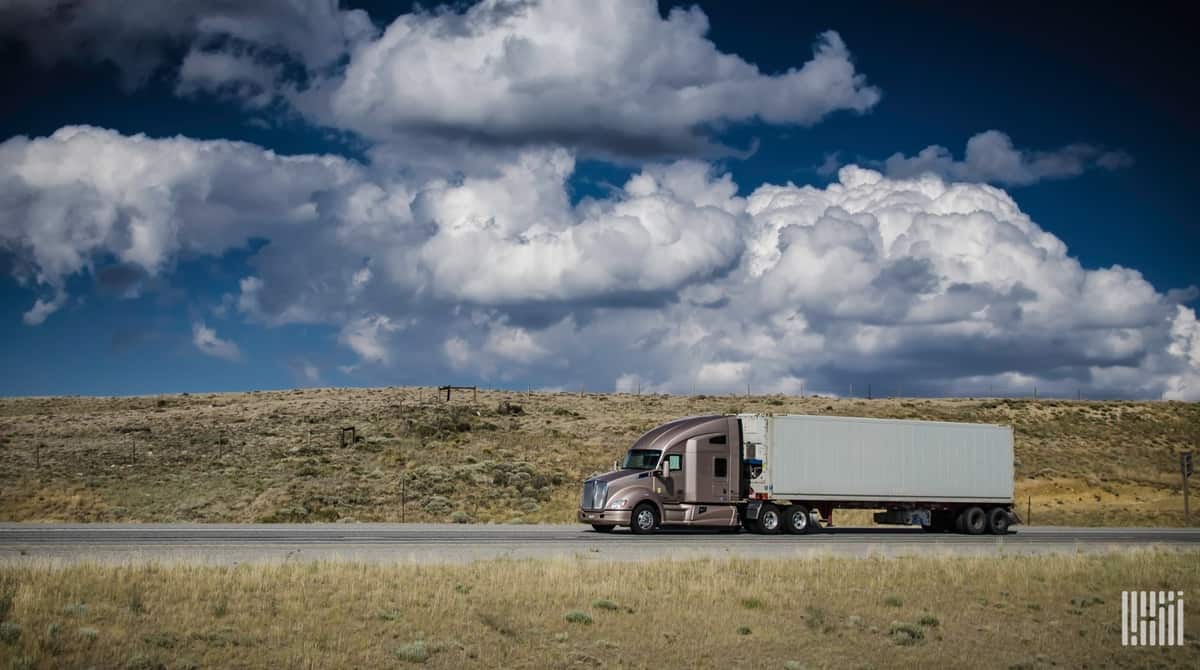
747;414;1013;503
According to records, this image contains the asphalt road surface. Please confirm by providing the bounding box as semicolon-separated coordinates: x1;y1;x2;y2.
2;523;1198;565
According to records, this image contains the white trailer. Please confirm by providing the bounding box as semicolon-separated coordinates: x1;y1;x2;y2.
740;413;1015;534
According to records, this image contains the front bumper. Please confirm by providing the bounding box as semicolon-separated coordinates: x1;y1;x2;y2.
577;509;632;526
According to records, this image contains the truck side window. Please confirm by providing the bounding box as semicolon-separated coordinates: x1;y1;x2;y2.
714;457;727;478
667;454;682;471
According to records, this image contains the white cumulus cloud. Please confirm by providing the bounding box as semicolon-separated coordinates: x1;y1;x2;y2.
327;1;879;157
3;1;879;160
0;130;1194;400
878;130;1132;186
192;322;240;361
338;314;404;365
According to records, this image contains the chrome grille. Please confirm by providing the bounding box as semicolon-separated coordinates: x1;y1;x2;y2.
581;480;607;510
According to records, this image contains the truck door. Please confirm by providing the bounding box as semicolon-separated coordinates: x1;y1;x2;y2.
709;435;730;502
660;446;685;503
684;434;731;503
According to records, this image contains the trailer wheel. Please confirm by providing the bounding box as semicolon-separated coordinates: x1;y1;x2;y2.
630;503;660;535
960;506;987;535
783;505;811;535
591;524;615;533
987;508;1011;535
756;504;782;534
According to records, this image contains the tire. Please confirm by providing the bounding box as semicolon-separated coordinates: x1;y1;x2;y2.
954;509;967;533
591;524;615;533
783;504;811;535
961;506;987;535
756;503;782;534
987;508;1011;535
630;502;660;535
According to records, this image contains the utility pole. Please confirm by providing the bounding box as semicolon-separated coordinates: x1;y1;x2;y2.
1182;451;1194;525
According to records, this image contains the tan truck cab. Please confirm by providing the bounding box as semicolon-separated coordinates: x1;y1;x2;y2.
578;415;742;533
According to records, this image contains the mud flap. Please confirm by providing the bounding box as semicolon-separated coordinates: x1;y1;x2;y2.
745;500;763;520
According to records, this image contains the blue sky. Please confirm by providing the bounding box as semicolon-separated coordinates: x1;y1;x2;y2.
1;1;1197;399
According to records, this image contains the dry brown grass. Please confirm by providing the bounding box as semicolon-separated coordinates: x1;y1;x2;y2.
1;388;1197;525
0;551;1197;669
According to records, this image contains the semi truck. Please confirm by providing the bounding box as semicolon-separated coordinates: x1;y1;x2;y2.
578;413;1015;535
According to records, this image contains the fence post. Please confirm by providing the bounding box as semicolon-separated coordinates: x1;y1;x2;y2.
1027;495;1032;525
35;442;41;470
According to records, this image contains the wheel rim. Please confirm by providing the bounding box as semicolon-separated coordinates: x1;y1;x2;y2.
761;511;779;531
790;510;807;530
636;509;655;530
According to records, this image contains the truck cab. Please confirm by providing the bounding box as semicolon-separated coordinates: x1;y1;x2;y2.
577;415;743;533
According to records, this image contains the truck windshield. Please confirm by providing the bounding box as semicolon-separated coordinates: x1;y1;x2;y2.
622;449;662;470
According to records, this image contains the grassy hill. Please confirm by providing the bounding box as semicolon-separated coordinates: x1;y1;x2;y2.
1;387;1197;526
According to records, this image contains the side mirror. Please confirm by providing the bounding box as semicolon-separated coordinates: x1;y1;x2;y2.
658;461;670;479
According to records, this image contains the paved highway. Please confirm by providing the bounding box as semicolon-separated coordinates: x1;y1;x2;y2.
2;524;1197;564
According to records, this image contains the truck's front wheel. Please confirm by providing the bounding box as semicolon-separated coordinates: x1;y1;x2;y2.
630;503;660;535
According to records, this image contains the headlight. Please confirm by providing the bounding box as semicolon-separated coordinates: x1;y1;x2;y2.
608;498;629;509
